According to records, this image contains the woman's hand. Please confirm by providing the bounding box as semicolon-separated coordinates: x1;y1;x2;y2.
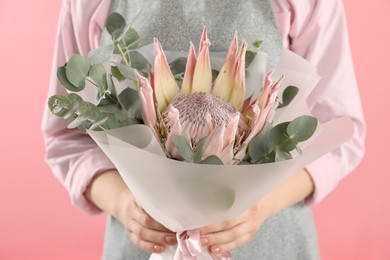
116;189;177;253
198;198;274;254
199;168;315;254
86;170;177;254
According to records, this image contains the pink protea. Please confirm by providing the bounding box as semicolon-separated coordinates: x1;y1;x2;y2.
136;28;281;164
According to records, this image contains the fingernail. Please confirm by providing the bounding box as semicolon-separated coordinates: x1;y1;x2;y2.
153;245;165;253
200;237;208;245
211;247;220;254
165;235;177;245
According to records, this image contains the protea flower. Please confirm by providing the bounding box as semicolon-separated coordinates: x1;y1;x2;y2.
135;28;281;165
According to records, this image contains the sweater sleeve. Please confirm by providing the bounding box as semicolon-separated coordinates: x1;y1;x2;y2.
271;0;366;205
41;0;114;214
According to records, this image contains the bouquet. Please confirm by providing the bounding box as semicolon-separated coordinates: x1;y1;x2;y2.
48;12;354;259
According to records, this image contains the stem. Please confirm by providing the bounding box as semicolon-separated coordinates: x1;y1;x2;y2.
85;77;100;89
116;42;130;66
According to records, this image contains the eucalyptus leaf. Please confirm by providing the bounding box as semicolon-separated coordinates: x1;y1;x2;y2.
248;123;272;161
106;73;117;96
170;57;187;75
275;148;292;162
193;137;208;163
57;66;79;92
201;156;224;165
245;50;257;68
111;66;127;81
130;51;150;71
118;87;142;120
279;86;299;109
48;95;72;117
287;115;318;142
117;63;136;80
117;27;141;50
67;115;89;129
87;44;114;64
89;64;107;94
173;136;193;162
270;122;297;152
106;12;126;37
89;117;109;130
65;54;91;90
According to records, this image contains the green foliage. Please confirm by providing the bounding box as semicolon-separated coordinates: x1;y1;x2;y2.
172;136;224;165
279;86;299;109
50;12;146;131
247;115;318;164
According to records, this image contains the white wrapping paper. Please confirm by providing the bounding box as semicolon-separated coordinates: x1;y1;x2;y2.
87;49;354;259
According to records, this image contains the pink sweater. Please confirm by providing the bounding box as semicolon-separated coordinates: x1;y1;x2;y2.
42;0;366;213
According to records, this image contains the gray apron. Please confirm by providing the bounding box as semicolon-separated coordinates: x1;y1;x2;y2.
101;0;320;259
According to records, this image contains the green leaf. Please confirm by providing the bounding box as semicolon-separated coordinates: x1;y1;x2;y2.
245;50;257;68
173;136;194;162
117;63;136;80
118;87;142;120
130;51;150;71
48;95;72;117
57;66;78;92
270;122;297;152
111;66;127;81
89;64;107;94
118;27;141;50
193;137;208;163
169;57;187;75
287;115;318;142
65;54;91;90
87;44;114;64
275;148;292;162
106;12;126;37
248;123;272;161
279;86;299;109
106;73;117;96
212;69;220;82
201;156;224;165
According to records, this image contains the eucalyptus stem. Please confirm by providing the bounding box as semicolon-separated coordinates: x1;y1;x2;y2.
116;42;130;66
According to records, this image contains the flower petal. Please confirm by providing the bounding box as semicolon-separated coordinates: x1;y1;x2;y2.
257;69;274;111
218;140;234;165
165;105;183;158
181;42;197;94
212;33;238;101
224;113;239;148
202;123;225;159
135;71;157;127
192;29;212;93
154;38;180;111
229;41;247;110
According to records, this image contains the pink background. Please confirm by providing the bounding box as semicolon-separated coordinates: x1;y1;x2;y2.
0;1;389;259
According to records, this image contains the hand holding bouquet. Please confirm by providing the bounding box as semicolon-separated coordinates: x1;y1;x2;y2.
48;12;353;259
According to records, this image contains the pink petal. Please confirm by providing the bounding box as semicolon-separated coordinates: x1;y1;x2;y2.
165;106;183;159
217;141;234;165
154;38;180;111
202;123;225;159
192;31;212;93
257;69;275;111
198;27;208;54
212;33;238;101
135;71;157;127
181;42;197;94
224;113;239;148
229;41;247;110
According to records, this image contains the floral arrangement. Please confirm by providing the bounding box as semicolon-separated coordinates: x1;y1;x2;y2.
49;12;317;166
48;12;352;260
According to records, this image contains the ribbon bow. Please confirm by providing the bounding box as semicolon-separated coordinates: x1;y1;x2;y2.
174;230;231;260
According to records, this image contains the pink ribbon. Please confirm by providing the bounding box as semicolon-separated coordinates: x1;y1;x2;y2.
174;230;231;260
